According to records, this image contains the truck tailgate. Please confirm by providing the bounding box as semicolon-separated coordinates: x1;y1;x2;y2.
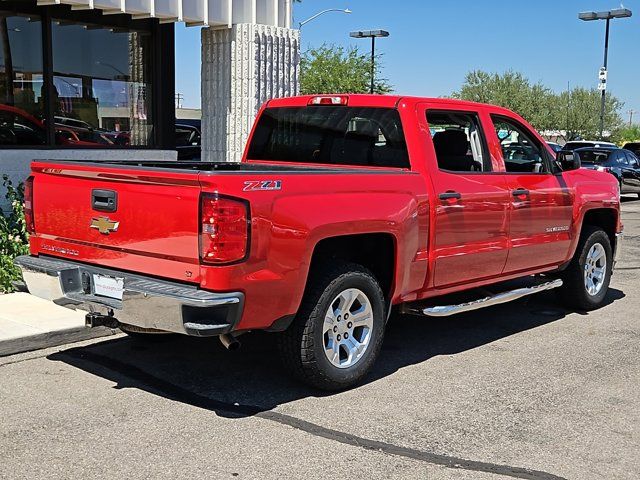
30;161;203;283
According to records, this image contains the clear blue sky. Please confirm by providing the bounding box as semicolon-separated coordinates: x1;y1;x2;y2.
175;0;639;122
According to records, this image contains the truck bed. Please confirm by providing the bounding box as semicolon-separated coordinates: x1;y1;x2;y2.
40;160;409;174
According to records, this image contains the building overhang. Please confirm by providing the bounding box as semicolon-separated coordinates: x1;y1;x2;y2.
36;0;292;28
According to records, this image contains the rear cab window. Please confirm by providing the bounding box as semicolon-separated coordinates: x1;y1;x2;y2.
247;106;410;168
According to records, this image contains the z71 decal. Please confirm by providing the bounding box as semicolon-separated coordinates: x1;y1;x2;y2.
243;180;282;192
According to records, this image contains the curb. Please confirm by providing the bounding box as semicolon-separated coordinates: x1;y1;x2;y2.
0;326;118;357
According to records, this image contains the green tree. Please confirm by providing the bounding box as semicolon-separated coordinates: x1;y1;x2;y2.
610;124;640;145
452;70;623;141
452;70;557;131
557;87;623;141
300;44;392;95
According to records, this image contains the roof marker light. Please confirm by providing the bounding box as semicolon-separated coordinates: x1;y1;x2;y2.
308;96;349;106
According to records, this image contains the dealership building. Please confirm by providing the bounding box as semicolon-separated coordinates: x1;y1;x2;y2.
0;0;299;210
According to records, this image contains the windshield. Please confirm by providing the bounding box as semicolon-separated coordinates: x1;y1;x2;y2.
247;106;409;168
563;142;592;151
624;142;640;155
576;150;611;164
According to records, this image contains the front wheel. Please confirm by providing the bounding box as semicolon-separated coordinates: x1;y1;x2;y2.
278;262;386;390
559;226;613;311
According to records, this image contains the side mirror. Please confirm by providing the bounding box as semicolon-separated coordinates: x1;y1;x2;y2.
557;151;581;171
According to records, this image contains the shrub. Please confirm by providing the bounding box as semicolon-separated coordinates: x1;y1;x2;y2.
0;175;29;293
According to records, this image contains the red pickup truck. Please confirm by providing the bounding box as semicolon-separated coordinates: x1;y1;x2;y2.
16;95;623;390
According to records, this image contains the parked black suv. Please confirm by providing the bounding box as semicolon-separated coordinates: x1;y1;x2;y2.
575;147;640;196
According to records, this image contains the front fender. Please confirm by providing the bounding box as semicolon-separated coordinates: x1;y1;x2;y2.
563;169;621;263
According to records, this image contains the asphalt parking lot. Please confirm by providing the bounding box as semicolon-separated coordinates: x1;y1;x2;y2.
1;197;639;480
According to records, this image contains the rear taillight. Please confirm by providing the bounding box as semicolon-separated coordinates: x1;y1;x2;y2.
24;176;35;234
200;194;249;264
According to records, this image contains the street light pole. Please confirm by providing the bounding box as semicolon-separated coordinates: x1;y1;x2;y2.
600;18;610;139
349;30;389;94
298;8;351;30
579;7;632;140
370;36;375;94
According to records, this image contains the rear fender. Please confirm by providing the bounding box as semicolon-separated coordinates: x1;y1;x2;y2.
270;191;426;315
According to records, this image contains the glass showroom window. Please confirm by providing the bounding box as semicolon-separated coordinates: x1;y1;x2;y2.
51;20;153;147
0;13;46;146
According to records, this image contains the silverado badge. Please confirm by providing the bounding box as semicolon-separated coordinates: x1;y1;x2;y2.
90;217;119;235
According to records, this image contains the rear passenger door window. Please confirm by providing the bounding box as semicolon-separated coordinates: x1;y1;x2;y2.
613;150;628;165
491;116;551;173
426;111;491;172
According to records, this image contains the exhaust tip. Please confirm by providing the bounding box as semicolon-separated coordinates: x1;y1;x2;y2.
219;333;241;351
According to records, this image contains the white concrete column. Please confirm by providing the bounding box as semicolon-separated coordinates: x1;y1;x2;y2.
129;31;149;146
201;23;299;162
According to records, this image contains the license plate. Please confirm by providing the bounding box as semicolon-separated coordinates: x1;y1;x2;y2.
93;274;124;300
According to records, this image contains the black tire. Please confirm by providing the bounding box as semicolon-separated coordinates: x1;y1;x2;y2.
119;324;177;342
277;261;386;391
559;226;612;311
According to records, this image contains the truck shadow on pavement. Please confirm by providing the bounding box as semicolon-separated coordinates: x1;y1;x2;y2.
48;287;625;419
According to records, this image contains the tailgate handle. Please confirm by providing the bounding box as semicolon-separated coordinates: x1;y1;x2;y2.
92;189;117;212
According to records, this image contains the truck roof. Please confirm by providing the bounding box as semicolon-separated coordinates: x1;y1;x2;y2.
266;94;511;112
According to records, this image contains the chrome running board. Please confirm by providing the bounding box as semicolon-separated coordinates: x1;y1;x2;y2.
408;279;563;317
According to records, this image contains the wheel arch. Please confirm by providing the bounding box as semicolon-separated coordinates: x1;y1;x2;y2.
307;232;398;303
580;207;619;250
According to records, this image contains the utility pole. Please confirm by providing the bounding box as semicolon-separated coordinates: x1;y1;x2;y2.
628;109;636;126
175;93;183;109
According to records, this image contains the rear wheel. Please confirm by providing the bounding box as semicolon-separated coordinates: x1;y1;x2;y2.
559;226;612;311
278;262;386;390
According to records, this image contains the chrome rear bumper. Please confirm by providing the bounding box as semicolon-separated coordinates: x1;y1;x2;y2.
14;255;243;336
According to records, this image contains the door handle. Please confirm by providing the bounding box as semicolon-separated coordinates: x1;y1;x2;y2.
439;191;461;201
512;188;530;198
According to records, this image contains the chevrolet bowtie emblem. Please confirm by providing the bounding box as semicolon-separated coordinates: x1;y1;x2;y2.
90;217;119;235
